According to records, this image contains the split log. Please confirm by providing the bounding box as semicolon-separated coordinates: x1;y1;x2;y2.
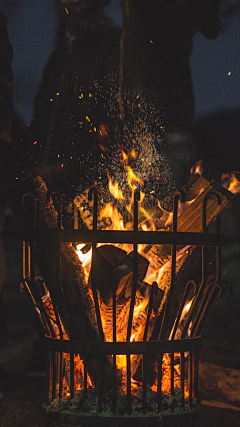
74;174;234;235
153;176;234;342
133;246;202;385
32;176;72;332
174;177;235;233
136;175;234;345
60;243;120;389
31;177;120;389
90;244;164;377
34;239;72;334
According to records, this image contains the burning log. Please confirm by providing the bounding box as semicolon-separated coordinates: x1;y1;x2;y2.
157;175;234;337
132;175;234;384
138;175;234;341
60;244;98;339
91;245;149;302
90;245;163;347
175;175;235;233
30;177;119;389
60;244;119;389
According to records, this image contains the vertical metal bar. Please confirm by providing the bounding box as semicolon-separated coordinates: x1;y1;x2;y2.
170;353;174;398
84;357;87;396
52;351;57;401
22;194;36;292
55;351;59;399
59;352;63;401
73;203;78;229
126;243;138;341
57;241;62;337
157;354;163;412
180;352;185;410
46;350;51;405
28;243;31;280
158;231;176;327
159;192;184;340
22;241;26;279
88;187;105;414
70;353;75;399
127;190;140;342
142;354;147;414
113;289;117;414
142;282;158;415
143;282;158;341
193;350;199;402
126;190;140;416
215;214;221;285
98;357;105;414
88;188;104;341
112;354;117;414
30;242;36;304
189;351;193;409
127;354;132;415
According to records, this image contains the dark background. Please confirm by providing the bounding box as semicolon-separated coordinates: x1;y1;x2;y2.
0;2;239;426
1;0;239;125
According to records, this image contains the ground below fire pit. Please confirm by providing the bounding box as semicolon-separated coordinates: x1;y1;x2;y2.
0;366;240;427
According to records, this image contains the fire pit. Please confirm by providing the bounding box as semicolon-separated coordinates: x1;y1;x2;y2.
19;171;236;427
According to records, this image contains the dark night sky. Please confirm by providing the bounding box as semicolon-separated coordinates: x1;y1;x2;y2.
1;0;240;125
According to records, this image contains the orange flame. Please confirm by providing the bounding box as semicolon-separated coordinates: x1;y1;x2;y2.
190;159;203;176
107;170;124;200
222;171;240;194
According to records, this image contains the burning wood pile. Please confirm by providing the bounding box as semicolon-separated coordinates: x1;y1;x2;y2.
20;157;239;424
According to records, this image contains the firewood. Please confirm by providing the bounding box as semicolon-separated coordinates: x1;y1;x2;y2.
90;245;149;303
31;176;71;333
133;247;201;385
32;177;119;388
61;244;98;337
34;239;72;334
91;244;164;380
172;177;234;233
60;244;118;389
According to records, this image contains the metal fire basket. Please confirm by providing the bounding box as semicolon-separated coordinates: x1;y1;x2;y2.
20;187;229;427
